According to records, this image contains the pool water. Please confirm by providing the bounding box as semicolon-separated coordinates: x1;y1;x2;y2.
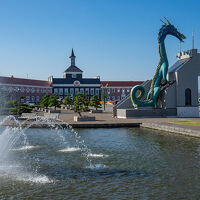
0;127;200;199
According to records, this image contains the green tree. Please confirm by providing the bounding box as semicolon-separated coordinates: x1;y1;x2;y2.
40;94;50;109
89;95;101;110
64;94;73;109
48;94;60;110
73;92;87;117
10;103;32;115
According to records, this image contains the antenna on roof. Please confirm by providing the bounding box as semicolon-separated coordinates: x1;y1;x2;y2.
179;41;182;53
192;30;194;49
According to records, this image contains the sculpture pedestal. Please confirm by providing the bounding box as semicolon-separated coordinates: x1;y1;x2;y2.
116;108;177;118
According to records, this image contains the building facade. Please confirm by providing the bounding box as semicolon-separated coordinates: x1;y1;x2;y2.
0;76;52;104
101;81;144;102
165;48;200;117
51;49;101;99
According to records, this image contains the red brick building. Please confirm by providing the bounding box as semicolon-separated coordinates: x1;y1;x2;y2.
101;81;144;102
0;76;52;104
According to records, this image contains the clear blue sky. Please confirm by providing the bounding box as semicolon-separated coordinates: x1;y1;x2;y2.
0;0;199;81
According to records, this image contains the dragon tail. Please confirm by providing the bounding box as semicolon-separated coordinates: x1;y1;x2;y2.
130;85;155;108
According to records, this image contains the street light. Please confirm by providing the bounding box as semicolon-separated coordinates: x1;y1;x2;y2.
15;87;20;116
102;83;108;111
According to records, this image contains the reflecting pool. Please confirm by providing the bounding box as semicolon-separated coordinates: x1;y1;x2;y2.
0;127;200;199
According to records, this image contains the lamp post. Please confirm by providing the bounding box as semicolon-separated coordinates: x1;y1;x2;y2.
16;88;20;116
103;83;108;111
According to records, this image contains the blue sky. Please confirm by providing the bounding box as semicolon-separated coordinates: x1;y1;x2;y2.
0;0;200;81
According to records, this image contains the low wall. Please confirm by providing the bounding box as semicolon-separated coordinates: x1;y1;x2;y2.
141;122;200;138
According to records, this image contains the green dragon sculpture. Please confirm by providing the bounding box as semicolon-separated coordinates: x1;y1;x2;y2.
131;18;186;108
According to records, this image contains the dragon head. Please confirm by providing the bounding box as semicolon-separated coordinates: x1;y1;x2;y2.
159;18;186;42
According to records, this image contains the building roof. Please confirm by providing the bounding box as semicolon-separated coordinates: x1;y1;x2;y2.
101;81;144;87
64;65;83;73
168;58;191;73
0;76;51;87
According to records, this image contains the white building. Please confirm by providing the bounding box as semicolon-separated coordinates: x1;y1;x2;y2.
165;49;200;117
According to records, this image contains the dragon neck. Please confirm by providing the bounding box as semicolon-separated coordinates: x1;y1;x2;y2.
158;39;168;63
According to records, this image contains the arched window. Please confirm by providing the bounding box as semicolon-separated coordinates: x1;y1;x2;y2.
185;88;191;106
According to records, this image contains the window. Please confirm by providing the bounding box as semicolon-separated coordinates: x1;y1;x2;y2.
85;88;89;95
122;89;125;94
80;88;84;94
32;88;35;93
112;96;115;100
107;88;110;93
95;88;99;95
127;88;130;92
44;88;46;93
27;88;30;93
26;96;30;101
37;88;40;93
75;88;79;95
90;88;94;95
14;87;19;92
72;74;77;78
64;88;69;95
59;88;63;95
70;88;74;95
54;88;58;94
117;88;120;93
36;96;40;102
112;88;115;92
21;87;24;93
185;88;191;106
117;96;120;100
9;87;12;93
107;96;110;101
31;96;35;102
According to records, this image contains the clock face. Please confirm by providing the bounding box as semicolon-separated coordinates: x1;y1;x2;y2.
74;80;80;86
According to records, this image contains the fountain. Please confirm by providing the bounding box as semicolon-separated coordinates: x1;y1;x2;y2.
0;115;107;185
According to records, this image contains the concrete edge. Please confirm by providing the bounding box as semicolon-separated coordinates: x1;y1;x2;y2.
140;122;200;138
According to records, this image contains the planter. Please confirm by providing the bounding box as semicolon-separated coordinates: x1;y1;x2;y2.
90;110;103;113
44;113;59;119
61;105;66;109
48;110;61;114
74;116;96;122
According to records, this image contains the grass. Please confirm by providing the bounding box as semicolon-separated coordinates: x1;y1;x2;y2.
170;120;200;126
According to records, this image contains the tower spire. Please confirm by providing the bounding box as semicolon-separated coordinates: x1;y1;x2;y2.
69;48;76;66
